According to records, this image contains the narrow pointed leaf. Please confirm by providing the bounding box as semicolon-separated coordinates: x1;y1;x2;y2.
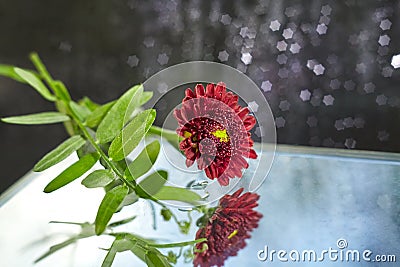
35;223;96;263
108;216;137;228
69;101;91;122
101;247;117;267
117;233;156;245
130;244;147;262
137;170;168;197
103;237;142;267
114;238;137;252
77;141;96;159
102;236;143;267
76;128;96;159
139;91;153;106
117;192;139;210
14;67;55;101
85;101;115;128
1;112;70;125
108;109;156;161
145;250;172;267
101;239;121;267
44;153;99;193
0;64;28;82
96;85;143;143
81;169;114;188
95;185;129;235
53;80;71;102
34;238;77;263
153;186;201;204
79;96;98;111
34;135;86;172
49;221;87;226
125;140;160;180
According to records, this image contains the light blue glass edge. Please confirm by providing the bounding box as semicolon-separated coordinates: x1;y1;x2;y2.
1;144;400;208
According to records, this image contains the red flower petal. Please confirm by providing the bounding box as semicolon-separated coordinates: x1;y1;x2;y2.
193;188;262;267
174;82;258;186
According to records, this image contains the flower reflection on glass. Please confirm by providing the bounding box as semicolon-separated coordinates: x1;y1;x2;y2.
193;188;263;267
173;82;257;186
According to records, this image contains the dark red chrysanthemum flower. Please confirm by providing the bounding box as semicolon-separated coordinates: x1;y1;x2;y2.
193;188;262;267
173;82;257;186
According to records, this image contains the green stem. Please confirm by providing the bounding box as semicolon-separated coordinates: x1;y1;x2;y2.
147;238;207;248
29;52;57;93
74;115;136;188
29;52;71;101
29;53;135;189
20;53;213;257
149;125;182;142
108;232;205;249
148;125;182;152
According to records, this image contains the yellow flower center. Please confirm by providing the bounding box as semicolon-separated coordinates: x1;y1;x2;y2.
183;131;192;138
228;229;238;239
211;129;229;142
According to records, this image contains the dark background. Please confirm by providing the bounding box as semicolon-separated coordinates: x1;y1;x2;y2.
1;0;400;193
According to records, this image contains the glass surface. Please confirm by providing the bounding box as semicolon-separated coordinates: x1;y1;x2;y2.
0;142;399;266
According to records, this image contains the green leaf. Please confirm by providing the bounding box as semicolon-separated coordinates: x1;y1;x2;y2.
49;221;87;226
0;64;28;82
108;109;156;161
14;67;56;101
55;101;75;135
85;101;115;128
35;223;96;263
153;186;202;204
81;169;114;188
145;250;172;267
139;91;153;106
79;96;99;111
125;140;160;180
77;141;96;159
117;192;139;210
114;239;138;252
1;112;70;125
108;216;137;228
53;81;71;102
111;232;157;246
101;237;133;267
35;238;77;263
69;101;91;122
138;170;168;197
44;153;99;193
101;247;117;267
130;241;147;262
34;135;86;172
101;236;142;267
76;128;97;159
96;84;143;143
28;53;71;102
103;179;124;193
95;185;129;235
